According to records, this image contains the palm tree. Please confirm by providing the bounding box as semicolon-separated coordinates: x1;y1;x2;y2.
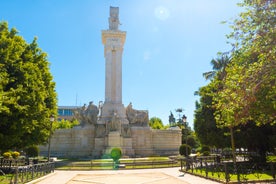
203;53;231;80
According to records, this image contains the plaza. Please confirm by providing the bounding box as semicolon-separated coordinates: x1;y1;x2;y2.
28;168;219;184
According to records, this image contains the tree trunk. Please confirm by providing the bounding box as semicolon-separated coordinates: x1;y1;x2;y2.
230;127;237;165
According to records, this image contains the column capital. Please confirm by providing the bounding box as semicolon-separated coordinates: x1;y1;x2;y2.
102;30;126;46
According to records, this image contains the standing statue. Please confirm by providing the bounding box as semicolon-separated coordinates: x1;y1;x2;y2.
169;111;176;126
109;6;120;30
110;111;120;131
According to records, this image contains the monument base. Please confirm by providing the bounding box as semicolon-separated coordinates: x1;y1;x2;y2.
103;131;135;156
108;131;121;147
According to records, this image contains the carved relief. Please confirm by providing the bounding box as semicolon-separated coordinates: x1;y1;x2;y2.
121;124;131;137
95;124;106;138
110;111;121;131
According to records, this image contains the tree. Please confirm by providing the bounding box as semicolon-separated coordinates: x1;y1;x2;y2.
55;119;79;129
149;117;165;129
110;147;122;165
194;84;230;148
0;22;57;151
202;53;231;81
214;0;276;126
236;123;276;162
179;144;191;157
211;0;276;164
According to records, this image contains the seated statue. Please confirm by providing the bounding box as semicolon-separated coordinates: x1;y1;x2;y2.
73;101;99;126
86;101;99;124
126;103;149;127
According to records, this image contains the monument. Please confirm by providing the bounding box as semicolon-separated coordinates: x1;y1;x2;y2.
39;7;181;158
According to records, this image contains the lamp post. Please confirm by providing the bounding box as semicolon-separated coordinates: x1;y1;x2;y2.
182;115;188;157
182;114;190;170
47;116;55;162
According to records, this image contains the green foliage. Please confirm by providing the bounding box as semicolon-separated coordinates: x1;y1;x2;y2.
55;119;80;129
202;151;210;156
0;21;57;151
25;145;39;158
110;147;122;162
186;134;199;149
2;152;11;159
201;145;210;153
194;83;230;148
195;0;276;159
179;144;191;156
214;0;276;127
200;145;211;156
149;117;165;129
202;53;231;81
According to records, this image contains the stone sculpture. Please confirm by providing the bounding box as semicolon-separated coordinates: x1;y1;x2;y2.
73;101;99;126
109;6;120;30
126;103;149;126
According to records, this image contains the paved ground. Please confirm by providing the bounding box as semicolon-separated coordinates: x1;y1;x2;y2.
28;168;220;184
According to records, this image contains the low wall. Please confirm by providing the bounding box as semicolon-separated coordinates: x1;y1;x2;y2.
131;127;181;156
152;129;182;155
40;125;181;158
40;125;95;157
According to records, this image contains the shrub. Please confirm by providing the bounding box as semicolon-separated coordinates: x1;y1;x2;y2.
202;151;210;156
25;145;39;157
3;152;11;159
201;145;210;153
12;151;20;159
179;144;191;156
110;147;122;163
222;147;232;159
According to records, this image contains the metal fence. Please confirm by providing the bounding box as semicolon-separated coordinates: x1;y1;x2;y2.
55;158;179;170
180;156;276;183
0;159;54;184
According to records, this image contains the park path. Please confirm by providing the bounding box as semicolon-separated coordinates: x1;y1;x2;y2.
27;167;220;184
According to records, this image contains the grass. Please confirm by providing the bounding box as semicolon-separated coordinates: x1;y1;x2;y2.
183;168;275;183
0;172;46;184
267;155;276;162
0;174;12;184
55;157;179;170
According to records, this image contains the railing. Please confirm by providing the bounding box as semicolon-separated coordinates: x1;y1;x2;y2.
179;156;276;183
0;159;54;184
56;158;179;170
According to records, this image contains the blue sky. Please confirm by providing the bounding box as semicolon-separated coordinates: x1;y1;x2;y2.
1;0;242;127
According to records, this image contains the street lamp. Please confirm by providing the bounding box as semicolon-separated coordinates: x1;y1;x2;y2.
47;115;55;162
182;115;188;157
182;114;190;170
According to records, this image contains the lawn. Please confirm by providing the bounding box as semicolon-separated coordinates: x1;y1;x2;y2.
55;157;180;170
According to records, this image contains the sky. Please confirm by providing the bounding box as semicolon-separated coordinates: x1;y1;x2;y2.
1;0;242;127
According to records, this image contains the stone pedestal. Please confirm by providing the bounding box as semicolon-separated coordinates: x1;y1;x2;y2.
108;131;121;147
92;137;105;157
122;137;135;156
98;102;129;124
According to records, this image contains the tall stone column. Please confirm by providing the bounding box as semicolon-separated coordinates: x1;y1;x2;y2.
100;6;128;124
97;7;134;157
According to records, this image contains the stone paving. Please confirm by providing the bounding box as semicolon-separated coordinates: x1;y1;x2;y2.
28;168;220;184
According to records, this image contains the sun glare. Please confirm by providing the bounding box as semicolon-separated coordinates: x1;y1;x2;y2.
154;6;170;21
